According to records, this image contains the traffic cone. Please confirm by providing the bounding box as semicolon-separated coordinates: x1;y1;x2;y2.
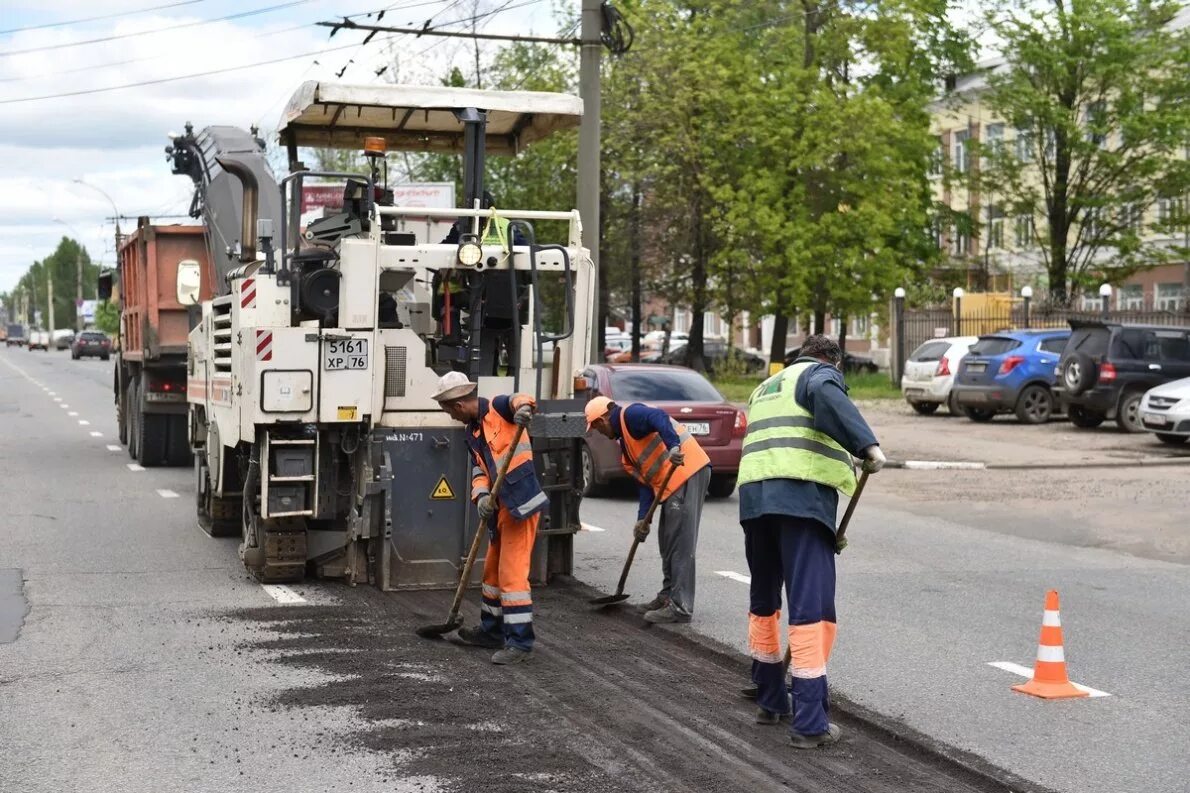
1012;590;1088;699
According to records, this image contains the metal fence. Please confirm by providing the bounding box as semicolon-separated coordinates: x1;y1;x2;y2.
889;299;1190;382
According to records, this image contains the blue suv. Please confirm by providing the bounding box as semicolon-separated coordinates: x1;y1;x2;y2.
952;329;1070;424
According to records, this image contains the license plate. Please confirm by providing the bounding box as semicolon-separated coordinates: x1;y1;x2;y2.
686;422;710;435
967;362;987;373
1144;412;1168;426
958;391;986;403
325;338;369;370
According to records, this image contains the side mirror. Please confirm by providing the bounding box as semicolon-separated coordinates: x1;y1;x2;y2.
177;259;202;306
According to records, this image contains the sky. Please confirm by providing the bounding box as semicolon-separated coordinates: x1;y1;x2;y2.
0;0;568;293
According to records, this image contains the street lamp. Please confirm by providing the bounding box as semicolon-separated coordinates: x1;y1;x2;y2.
72;179;122;249
1021;285;1033;329
53;217;86;332
893;287;907;384
1099;283;1112;319
953;287;964;336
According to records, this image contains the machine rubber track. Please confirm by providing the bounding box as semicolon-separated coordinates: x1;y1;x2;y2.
245;518;308;583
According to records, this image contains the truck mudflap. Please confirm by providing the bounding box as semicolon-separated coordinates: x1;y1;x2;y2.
375;401;588;591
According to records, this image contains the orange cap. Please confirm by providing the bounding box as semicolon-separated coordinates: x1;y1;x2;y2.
584;396;613;430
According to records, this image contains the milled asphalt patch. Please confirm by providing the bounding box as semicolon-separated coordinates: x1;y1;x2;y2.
0;569;29;644
886;456;1190;470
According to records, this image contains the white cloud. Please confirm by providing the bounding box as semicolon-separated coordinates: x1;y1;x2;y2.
0;0;566;291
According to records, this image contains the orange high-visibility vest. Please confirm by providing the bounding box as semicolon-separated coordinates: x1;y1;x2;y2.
619;408;710;502
468;394;548;520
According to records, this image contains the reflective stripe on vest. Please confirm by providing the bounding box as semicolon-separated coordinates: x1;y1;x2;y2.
618;408;711;501
738;362;857;496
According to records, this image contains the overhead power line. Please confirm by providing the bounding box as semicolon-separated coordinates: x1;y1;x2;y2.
0;41;359;104
0;0;209;35
320;0;575;47
0;0;319;57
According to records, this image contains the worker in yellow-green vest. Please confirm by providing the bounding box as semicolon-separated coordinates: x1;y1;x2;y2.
738;334;885;749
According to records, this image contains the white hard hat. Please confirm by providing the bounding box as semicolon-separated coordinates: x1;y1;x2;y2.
431;370;477;402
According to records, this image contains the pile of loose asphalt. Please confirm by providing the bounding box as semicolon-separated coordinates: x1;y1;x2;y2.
226;578;1053;793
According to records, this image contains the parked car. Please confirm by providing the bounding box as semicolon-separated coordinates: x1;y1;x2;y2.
53;329;75;350
5;323;26;347
784;346;879;374
900;336;979;415
659;340;766;374
71;330;112;360
951;329;1069;424
604;335;633;361
1138;377;1190;445
1054;321;1190;432
26;329;51;351
578;363;746;499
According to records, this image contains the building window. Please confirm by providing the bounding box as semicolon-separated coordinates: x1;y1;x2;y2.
673;308;690;334
1156;283;1185;312
829;317;842;336
953;229;971;255
1014;214;1033;248
987;208;1005;249
1015;126;1033;163
1086;101;1107;148
931;218;945;250
928;136;944;177
1079;293;1104;312
953;130;970;174
851;314;869;336
1117;284;1144;310
1157;197;1186;229
985;123;1004;159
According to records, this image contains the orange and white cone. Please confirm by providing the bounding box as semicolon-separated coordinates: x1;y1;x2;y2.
1012;589;1088;700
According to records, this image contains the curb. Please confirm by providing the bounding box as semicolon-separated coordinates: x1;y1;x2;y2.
887;457;1190;471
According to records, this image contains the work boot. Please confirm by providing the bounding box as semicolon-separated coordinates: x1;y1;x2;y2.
789;723;842;749
491;646;532;665
644;602;691;624
755;707;783;725
456;626;502;649
642;594;670;612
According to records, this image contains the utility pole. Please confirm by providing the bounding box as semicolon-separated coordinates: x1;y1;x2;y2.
75;243;84;332
47;274;55;334
579;0;603;362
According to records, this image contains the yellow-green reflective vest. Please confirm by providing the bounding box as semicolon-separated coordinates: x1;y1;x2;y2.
482;215;511;247
738;361;858;496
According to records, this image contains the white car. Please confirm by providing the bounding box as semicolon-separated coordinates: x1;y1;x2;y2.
1139;377;1190;445
26;329;51;351
901;336;979;415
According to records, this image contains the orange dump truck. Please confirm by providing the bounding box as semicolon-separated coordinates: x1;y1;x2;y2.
100;220;213;466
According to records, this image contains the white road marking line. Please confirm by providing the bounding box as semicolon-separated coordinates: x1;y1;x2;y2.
53;397;61;402
986;661;1111;697
127;463;145;472
68;411;78;417
903;460;987;470
60;404;70;409
78;420;90;426
262;585;307;604
156;489;180;499
581;523;607;532
106;445;122;452
90;431;103;437
715;570;752;584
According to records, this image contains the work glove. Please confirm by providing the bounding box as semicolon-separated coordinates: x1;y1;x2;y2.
861;445;886;474
477;494;495;521
633;519;650;543
513;404;534;428
666;447;685;466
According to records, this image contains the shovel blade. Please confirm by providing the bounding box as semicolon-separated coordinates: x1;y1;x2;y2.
414;615;464;639
589;593;631;607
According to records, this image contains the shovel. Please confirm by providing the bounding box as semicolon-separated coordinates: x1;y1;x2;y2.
590;461;681;607
833;470;870;554
415;423;526;639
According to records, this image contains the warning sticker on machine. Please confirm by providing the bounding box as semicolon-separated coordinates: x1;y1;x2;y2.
430;476;456;500
337;406;358;420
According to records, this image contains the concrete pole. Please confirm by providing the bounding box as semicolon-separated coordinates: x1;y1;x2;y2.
76;247;84;332
578;0;602;362
47;275;55;334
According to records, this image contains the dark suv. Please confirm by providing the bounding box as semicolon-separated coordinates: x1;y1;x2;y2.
1054;321;1190;432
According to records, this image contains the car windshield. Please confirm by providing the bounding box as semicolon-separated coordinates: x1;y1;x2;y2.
909;341;951;362
81;332;107;340
969;337;1021;356
610;370;724;402
1065;327;1109;358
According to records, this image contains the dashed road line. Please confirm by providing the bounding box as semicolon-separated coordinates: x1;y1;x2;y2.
68;411;78;417
106;445;122;452
53;397;61;402
90;431;103;437
986;661;1111;697
262;585;307;604
78;420;90;426
156;489;180;499
60;404;70;409
127;463;145;472
715;570;752;585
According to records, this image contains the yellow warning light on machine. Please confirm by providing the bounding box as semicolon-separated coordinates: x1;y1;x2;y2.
363;136;387;155
430;476;456;500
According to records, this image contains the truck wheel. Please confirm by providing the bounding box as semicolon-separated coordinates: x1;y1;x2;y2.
707;474;737;499
128;381;142;460
116;378;128;445
138;414;170;467
579;443;605;498
166;415;190;466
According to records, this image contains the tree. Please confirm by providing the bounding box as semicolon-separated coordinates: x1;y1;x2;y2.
93;300;120;335
12;238;97;330
978;0;1190;303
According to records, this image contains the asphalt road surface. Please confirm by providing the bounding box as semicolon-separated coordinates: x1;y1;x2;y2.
2;347;1182;793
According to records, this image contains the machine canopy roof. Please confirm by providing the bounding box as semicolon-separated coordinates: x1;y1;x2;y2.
277;81;583;155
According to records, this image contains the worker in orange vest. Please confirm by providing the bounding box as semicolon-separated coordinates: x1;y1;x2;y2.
585;396;712;623
432;371;549;665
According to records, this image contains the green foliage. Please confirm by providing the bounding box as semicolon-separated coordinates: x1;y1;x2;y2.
10;237;98;330
977;0;1190;303
93;300;119;335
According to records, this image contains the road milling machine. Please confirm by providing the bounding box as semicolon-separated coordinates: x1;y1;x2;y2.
169;82;595;587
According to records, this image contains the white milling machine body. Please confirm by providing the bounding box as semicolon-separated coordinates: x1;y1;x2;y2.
182;82;595;586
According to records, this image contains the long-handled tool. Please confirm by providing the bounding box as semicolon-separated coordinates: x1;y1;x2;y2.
590;461;681;607
415;424;526;639
834;470;870;554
